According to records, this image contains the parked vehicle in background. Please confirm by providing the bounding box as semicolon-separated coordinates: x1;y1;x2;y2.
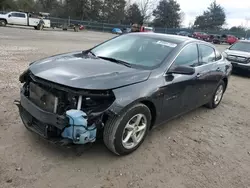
212;35;222;44
131;24;154;33
226;35;238;45
112;28;122;34
223;40;250;74
141;26;154;32
192;32;209;41
205;34;216;42
176;31;192;37
62;23;84;32
16;33;232;156
0;11;50;30
220;34;238;45
122;28;131;34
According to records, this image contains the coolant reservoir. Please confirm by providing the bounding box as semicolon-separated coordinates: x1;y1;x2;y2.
61;109;96;144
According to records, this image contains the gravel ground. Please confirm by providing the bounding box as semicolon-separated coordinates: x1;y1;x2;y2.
0;26;250;188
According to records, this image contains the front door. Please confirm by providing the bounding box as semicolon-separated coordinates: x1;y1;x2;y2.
160;43;202;121
9;12;27;25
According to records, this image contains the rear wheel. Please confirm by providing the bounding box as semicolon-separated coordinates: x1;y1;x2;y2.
0;19;7;26
205;80;225;109
37;24;44;30
103;103;151;156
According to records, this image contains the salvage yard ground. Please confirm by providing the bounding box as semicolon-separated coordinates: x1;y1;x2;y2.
0;27;250;188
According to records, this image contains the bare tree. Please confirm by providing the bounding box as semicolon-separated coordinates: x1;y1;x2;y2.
138;0;155;23
125;0;132;9
188;21;194;29
180;11;185;26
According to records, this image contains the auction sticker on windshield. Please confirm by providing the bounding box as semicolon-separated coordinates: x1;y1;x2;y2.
156;41;177;48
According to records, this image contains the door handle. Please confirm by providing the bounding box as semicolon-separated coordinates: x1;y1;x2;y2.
216;67;221;71
196;73;202;78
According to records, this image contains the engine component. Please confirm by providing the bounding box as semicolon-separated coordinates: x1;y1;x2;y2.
61;109;97;144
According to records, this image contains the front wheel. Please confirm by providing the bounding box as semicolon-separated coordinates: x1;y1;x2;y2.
103;103;151;156
0;20;7;26
205;80;225;109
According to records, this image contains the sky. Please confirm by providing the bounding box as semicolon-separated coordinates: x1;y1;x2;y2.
134;0;250;28
177;0;250;28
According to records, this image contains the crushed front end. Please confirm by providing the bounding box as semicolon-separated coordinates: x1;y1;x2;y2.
15;70;116;145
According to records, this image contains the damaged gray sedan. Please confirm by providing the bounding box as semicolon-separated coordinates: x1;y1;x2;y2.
16;33;232;155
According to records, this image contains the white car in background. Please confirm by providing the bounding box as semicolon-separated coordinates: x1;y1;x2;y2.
0;11;51;30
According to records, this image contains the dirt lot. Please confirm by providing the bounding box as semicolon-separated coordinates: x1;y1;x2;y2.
0;27;250;188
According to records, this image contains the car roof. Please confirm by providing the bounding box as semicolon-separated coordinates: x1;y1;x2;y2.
127;32;198;44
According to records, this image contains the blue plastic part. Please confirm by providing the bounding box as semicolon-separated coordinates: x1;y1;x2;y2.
61;109;97;145
112;28;122;33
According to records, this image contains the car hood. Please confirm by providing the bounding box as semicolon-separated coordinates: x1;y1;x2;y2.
225;49;250;58
29;51;151;90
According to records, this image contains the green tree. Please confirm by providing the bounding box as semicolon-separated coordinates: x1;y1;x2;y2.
153;0;181;28
16;0;35;12
125;3;143;25
102;0;126;23
0;0;17;11
37;0;58;10
230;26;245;33
88;0;102;21
194;1;226;30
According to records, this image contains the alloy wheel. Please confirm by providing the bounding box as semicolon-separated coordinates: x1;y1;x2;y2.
214;85;224;105
122;114;147;149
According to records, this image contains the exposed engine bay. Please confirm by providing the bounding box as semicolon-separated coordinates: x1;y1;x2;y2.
15;70;116;145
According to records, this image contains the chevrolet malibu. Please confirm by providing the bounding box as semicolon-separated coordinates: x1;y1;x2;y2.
16;33;232;156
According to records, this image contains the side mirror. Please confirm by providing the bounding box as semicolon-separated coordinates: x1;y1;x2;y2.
8;14;11;17
167;65;195;75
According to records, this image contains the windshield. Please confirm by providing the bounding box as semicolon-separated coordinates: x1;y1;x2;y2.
229;41;250;52
91;34;177;68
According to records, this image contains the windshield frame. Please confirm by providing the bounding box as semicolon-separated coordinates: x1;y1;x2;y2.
88;34;179;70
229;41;250;53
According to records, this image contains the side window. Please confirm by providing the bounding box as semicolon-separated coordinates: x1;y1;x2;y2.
215;50;222;61
11;13;18;17
11;13;25;18
18;13;26;18
174;44;199;67
199;44;216;64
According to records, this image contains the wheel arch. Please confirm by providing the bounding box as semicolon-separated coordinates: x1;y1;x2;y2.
0;18;7;24
222;77;228;91
107;97;158;129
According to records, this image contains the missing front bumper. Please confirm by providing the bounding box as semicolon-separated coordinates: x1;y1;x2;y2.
14;94;72;146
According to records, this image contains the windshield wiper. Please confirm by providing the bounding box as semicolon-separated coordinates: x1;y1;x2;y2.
97;56;132;67
88;51;96;57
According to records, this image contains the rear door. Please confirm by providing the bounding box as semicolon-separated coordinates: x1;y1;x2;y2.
196;44;222;103
16;13;27;25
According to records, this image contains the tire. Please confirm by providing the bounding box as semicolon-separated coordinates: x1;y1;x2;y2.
34;26;38;30
37;24;43;30
205;80;225;109
103;103;151;156
0;19;7;27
